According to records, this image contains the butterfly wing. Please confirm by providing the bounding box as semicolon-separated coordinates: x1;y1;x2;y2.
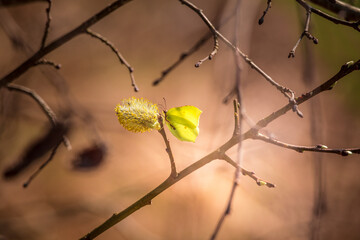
166;106;202;128
165;106;202;142
166;121;199;142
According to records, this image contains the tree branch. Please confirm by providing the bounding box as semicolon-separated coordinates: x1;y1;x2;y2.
296;0;360;32
152;7;236;86
308;0;360;21
195;34;219;67
6;83;71;150
211;99;242;240
258;0;272;25
40;0;52;50
179;0;303;118
0;0;133;88
23;140;61;188
157;115;177;178
254;59;360;129
34;59;61;69
80;101;274;239
0;0;46;6
253;132;359;156
80;39;359;240
222;154;276;188
85;28;139;92
79;151;219;240
289;7;318;58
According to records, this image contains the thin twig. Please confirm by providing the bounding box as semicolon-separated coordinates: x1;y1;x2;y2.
253;132;359;156
179;0;219;68
0;0;133;88
296;0;360;32
212;8;244;237
195;34;219;68
40;0;52;49
258;0;272;25
211;102;242;240
157;115;177;178
34;59;61;69
23;141;61;188
298;13;327;239
223;12;243;105
153;34;209;85
254;59;360;129
85;28;139;92
289;8;318;58
221;154;276;188
222;87;237;104
153;8;236;86
6;83;71;150
179;0;303;118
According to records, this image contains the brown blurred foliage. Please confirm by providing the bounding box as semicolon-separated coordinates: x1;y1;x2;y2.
0;0;359;240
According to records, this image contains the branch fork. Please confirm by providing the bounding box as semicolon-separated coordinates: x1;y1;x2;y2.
289;7;318;58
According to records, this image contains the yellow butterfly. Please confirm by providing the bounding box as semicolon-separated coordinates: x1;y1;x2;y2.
164;106;202;143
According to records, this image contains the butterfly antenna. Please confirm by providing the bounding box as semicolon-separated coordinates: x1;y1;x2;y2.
163;97;167;109
159;97;167;114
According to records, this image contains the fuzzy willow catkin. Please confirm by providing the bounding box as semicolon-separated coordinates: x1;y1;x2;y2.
115;97;161;133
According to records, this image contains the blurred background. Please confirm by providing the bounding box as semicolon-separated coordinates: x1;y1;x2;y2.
0;0;359;239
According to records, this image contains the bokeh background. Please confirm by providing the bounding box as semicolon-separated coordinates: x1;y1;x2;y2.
0;0;360;239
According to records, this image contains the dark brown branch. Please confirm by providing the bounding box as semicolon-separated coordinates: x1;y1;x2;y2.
0;0;133;88
157;115;177;178
23;140;61;188
85;28;139;92
309;0;360;21
0;0;46;6
179;0;303;118
296;0;360;32
0;10;103;148
6;83;71;150
289;8;318;58
258;0;272;25
253;133;359;156
40;0;52;49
